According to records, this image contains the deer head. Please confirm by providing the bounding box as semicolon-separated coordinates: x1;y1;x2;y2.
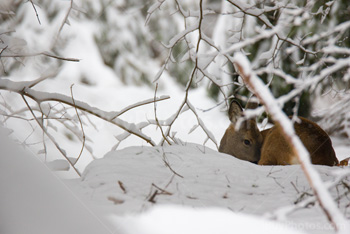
219;100;263;163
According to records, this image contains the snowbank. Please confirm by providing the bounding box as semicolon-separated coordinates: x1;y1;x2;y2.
68;143;349;234
0;126;111;234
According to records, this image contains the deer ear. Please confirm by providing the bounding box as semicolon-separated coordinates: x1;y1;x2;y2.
228;100;243;124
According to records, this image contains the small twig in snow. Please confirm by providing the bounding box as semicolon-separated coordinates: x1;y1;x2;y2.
118;180;127;194
162;152;183;178
151;183;173;195
148;190;158;203
290;181;300;194
107;196;124;205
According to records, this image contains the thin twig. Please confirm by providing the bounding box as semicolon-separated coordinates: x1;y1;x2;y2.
70;84;85;166
21;95;81;177
290;181;300;194
152;183;173;195
154;83;172;145
161;0;205;145
29;0;41;25
0;45;8;56
227;0;315;55
118;180;127;194
162;151;183;178
0;79;157;146
1;52;80;62
111;95;170;120
52;0;74;49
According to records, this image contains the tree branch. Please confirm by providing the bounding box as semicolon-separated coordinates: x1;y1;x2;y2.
233;52;350;233
0;79;170;147
22;95;81;177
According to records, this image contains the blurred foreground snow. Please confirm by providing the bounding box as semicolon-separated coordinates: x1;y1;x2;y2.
115;205;305;234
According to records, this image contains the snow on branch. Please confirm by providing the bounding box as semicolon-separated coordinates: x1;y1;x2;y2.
147;0;219;148
0;79;170;145
145;0;166;26
233;52;350;234
0;78;170;175
147;0;349;149
227;0;315;55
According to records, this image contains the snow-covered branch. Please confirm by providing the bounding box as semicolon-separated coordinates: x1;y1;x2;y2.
0;79;170;146
233;52;350;234
0;78;171;175
148;0;219;148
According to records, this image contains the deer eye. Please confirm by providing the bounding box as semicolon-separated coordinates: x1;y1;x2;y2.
244;139;251;146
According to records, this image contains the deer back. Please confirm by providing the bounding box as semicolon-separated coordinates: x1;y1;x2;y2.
219;100;339;166
259;117;339;166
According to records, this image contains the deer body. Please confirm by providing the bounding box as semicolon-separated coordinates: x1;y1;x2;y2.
219;101;339;166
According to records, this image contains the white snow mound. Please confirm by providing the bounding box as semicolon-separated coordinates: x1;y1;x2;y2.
70;143;349;234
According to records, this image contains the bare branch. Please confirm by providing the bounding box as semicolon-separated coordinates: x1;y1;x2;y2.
0;79;161;146
161;0;205;144
145;0;166;26
154;83;172;145
51;0;74;49
233;52;350;233
226;0;315;55
111;95;170;120
21;95;81;177
0;51;80;62
29;0;41;25
70;84;85;166
186;100;217;148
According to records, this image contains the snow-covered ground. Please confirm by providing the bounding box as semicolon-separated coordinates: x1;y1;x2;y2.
64;143;349;234
2;124;349;234
1;2;350;233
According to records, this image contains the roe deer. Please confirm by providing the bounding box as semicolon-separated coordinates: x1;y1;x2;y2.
219;100;339;166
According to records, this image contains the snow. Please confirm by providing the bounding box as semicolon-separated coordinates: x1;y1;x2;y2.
3;118;348;234
0;126;112;234
46;159;70;171
1;1;350;233
115;205;305;234
1;120;349;233
65;143;350;234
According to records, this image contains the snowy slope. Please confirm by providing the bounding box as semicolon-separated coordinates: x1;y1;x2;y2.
67;143;350;234
0;126;111;234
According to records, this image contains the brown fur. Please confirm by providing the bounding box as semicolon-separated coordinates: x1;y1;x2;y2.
219;101;339;166
259;117;338;166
